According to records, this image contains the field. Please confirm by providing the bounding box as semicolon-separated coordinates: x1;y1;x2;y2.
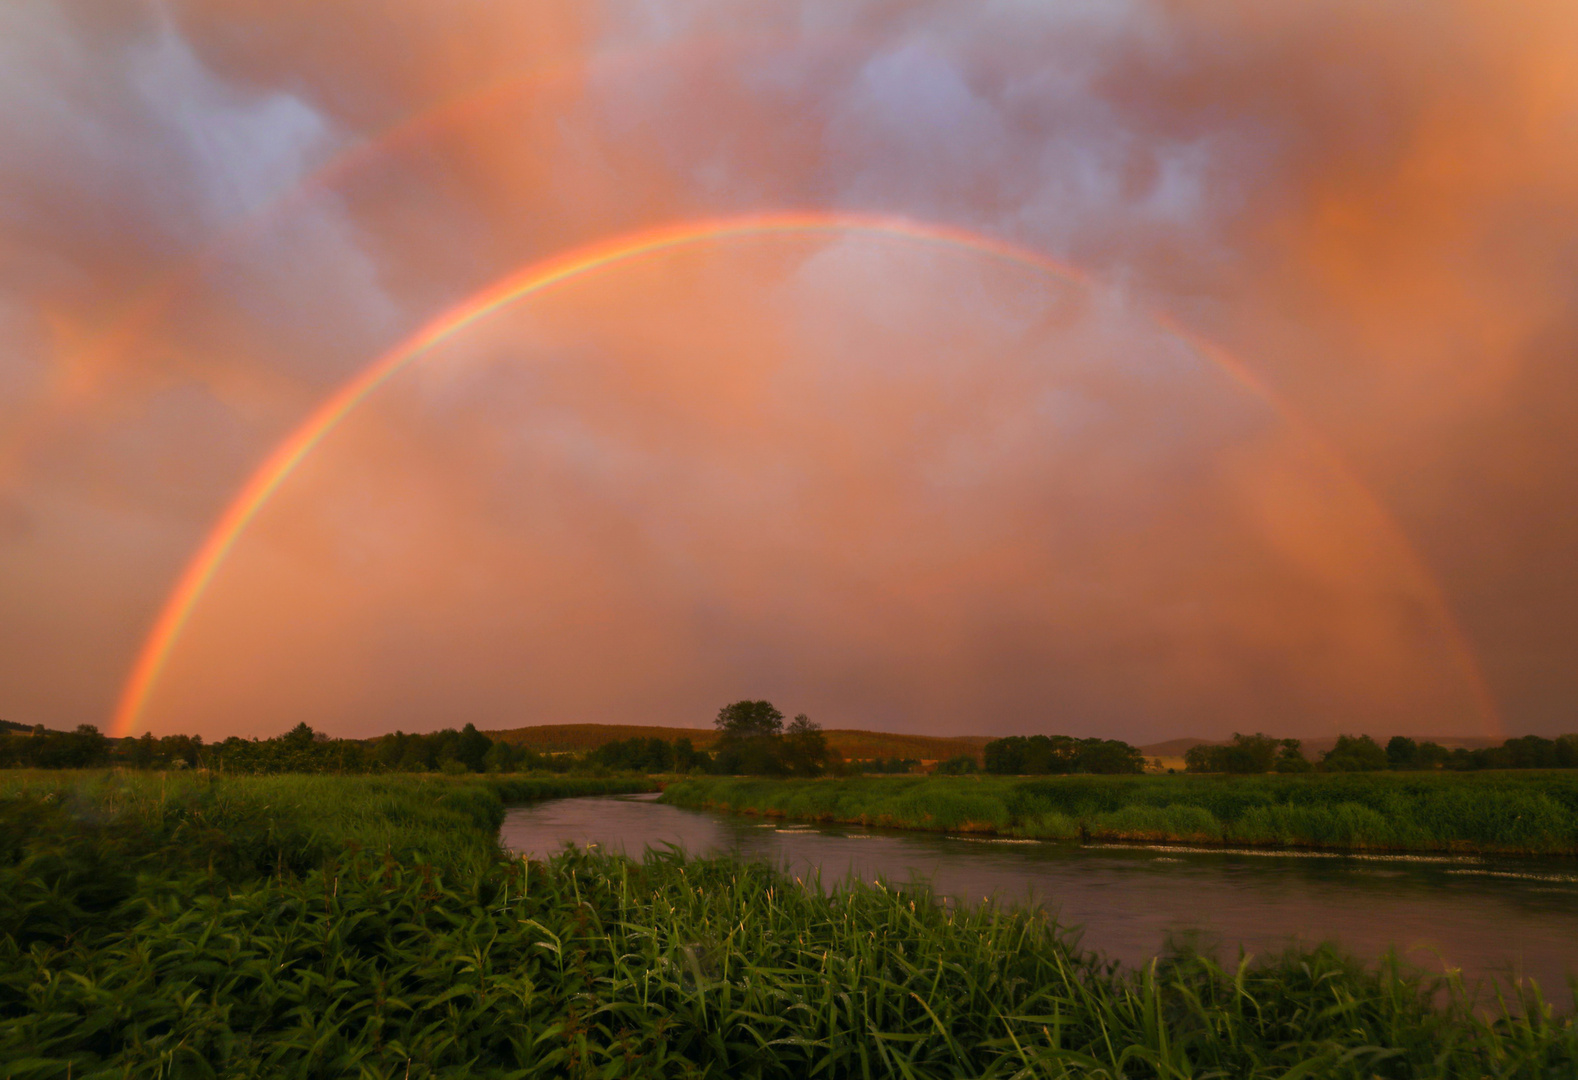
484;723;991;762
661;772;1578;855
2;770;1574;1077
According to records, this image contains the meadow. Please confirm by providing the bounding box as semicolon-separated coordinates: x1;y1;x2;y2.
2;770;1574;1078
660;772;1578;855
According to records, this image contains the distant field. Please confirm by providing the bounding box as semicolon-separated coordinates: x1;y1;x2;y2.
663;772;1578;855
484;723;992;762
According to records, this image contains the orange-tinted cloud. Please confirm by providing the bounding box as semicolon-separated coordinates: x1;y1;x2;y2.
1;0;1573;739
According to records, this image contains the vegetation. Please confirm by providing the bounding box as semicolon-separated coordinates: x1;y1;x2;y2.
706;701;833;777
584;736;710;774
1186;731;1578;774
0;702;828;779
1185;733;1311;774
982;735;1145;775
3;770;1573;1077
847;756;923;774
0;724;113;769
934;754;978;775
484;723;991;768
1386;734;1578;771
663;771;1578;854
0;720;572;775
485;723;726;754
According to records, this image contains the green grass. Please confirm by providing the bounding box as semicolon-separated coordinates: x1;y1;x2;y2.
2;771;1574;1077
0;770;655;882
661;772;1578;854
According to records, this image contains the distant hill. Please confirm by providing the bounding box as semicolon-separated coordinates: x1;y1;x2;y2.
485;724;719;753
819;731;992;763
483;723;991;763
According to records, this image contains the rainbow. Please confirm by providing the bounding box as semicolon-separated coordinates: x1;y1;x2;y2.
110;211;1503;737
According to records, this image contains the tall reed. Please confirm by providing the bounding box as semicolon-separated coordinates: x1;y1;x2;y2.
2;772;1573;1077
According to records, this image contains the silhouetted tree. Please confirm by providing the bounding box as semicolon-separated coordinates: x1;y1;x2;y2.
984;735;1143;775
1320;734;1388;772
673;737;711;773
1185;733;1281;774
781;714;831;776
1274;739;1312;772
711;700;789;774
455;723;491;772
714;700;784;739
1386;736;1419;769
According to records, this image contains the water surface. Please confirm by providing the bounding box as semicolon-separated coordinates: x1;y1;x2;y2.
500;793;1578;1005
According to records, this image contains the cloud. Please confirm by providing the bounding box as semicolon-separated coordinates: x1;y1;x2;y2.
141;235;1479;740
1;0;1574;740
0;1;389;727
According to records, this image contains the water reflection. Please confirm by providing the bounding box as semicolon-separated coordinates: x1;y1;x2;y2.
499;793;1578;1005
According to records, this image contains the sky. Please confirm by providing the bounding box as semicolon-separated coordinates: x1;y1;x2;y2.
1;0;1575;743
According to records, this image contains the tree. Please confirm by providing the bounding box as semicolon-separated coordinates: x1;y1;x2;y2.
710;700;789;775
983;737;1026;774
1185;733;1280;774
1386;736;1419;769
455;723;491;772
781;714;831;777
1223;733;1279;773
1274;739;1312;773
132;731;158;769
983;735;1143;775
483;740;516;773
714;700;784;739
673;738;710;773
1560;735;1578;768
1321;734;1388;772
29;724;111;769
935;754;977;775
1076;739;1145;774
1415;741;1451;769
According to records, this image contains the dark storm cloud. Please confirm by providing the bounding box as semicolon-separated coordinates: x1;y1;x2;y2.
1;0;1574;739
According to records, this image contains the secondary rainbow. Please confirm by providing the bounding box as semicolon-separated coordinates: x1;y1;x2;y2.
110;211;1502;737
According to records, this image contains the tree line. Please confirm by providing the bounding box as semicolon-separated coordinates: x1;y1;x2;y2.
0;700;838;777
15;712;1570;778
981;735;1146;775
1185;732;1578;774
0;720;532;774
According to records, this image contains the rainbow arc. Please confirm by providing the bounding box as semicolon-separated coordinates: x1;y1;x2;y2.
110;212;1502;738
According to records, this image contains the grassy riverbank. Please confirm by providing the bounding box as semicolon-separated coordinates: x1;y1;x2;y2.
0;771;656;867
3;771;1573;1077
661;772;1578;854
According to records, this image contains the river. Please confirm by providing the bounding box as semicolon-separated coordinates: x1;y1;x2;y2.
500;792;1578;1006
